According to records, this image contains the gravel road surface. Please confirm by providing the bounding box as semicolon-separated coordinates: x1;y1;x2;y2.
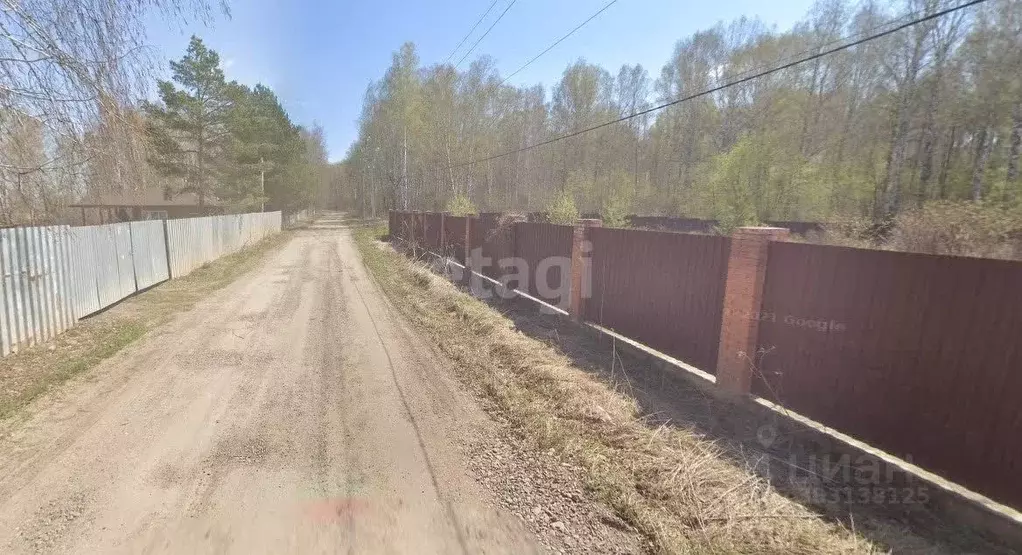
0;214;539;554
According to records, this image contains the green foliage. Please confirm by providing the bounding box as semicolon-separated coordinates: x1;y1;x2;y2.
563;170;594;208
224;84;303;209
601;193;631;228
596;170;635;228
144;36;237;204
340;1;1022;249
144;36;326;212
546;191;580;225
445;194;476;216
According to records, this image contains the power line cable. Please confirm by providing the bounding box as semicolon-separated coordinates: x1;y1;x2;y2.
499;0;619;86
455;0;518;68
444;0;502;64
723;0;965;85
452;0;988;169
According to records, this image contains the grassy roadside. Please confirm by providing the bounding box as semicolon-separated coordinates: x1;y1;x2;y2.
0;231;293;422
354;224;881;554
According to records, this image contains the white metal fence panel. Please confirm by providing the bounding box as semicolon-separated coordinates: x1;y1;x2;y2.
129;220;170;290
0;226;75;356
92;225;123;310
68;226;101;319
112;223;135;300
0;211;281;356
166;212;281;279
71;223;136;316
166;217;201;278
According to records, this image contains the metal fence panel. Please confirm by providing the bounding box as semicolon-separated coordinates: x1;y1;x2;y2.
469;215;516;282
54;226;75;333
94;226;122;309
0;225;75;356
1;229;23;354
166;212;281;279
166;217;200;278
0;211;281;356
585;227;732;372
130;220;170;290
443;216;468;264
513;222;574;306
112;223;135;300
68;227;101;319
755;241;1022;510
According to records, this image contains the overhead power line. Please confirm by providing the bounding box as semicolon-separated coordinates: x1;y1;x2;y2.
444;0;502;64
451;0;989;170
456;0;518;68
499;0;619;86
724;0;966;86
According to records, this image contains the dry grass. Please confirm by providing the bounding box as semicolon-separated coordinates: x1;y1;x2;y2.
0;232;292;423
355;224;880;554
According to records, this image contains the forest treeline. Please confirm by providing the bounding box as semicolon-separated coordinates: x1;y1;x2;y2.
0;1;328;225
338;0;1022;236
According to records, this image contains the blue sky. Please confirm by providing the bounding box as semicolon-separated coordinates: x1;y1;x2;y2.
147;0;818;162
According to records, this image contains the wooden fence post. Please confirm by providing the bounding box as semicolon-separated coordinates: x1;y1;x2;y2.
569;218;602;322
716;226;789;396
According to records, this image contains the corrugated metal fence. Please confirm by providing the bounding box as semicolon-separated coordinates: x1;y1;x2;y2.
390;209;1022;512
0;211;282;356
513;222;574;306
0;226;76;355
586;227;732;372
754;241;1022;510
68;223;141;317
165;212;281;278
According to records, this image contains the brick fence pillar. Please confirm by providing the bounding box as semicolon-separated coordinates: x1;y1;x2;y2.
569;218;602;321
716;226;789;396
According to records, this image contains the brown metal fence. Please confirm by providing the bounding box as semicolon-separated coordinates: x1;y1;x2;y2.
412;212;425;248
469;214;516;281
444;216;468;263
387;210;1022;510
513;222;574;306
585;227;731;372
755;241;1022;509
423;213;443;251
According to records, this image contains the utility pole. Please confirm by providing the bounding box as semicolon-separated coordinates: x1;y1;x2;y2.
260;157;266;212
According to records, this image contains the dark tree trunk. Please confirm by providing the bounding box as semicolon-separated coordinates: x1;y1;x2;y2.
971;127;991;201
916;75;943;204
938;125;957;199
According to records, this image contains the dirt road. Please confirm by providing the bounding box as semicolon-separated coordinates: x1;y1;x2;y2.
0;214;539;554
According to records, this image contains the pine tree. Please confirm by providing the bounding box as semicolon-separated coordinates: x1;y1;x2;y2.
225;84;303;209
144;36;238;206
